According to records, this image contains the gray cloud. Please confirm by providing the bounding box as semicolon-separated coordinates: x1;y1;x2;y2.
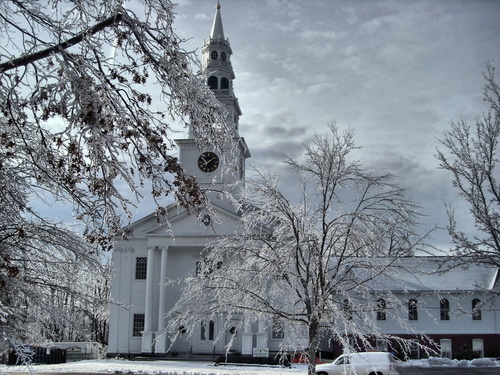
166;0;500;250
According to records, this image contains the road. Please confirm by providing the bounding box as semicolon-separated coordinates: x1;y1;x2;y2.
397;366;500;374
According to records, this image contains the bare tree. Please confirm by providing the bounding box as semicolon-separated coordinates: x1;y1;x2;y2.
169;125;431;375
0;219;110;353
436;63;500;268
0;0;233;248
34;259;111;345
1;0;231;356
1;110;110;351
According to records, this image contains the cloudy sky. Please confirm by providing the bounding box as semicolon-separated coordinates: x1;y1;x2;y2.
153;0;500;251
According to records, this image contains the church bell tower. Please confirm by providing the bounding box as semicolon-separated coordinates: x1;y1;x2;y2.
202;1;242;135
176;2;250;202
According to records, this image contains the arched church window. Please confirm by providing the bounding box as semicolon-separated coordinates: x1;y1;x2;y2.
208;320;215;340
376;299;386;321
440;298;450;320
200;320;215;341
221;77;229;89
408;299;418;321
472;298;482;320
208;76;218;89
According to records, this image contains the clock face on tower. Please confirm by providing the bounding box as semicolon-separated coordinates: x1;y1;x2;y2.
221;51;227;61
211;50;218;60
198;151;220;173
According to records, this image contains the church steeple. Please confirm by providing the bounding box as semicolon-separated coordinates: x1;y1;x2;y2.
201;1;242;135
176;2;250;200
210;1;225;40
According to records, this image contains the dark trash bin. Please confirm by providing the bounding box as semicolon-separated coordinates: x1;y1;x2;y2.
8;345;66;365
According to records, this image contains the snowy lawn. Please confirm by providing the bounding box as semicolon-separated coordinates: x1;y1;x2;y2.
1;359;306;375
1;357;498;374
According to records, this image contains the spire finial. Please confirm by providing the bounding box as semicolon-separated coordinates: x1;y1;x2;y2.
210;0;224;39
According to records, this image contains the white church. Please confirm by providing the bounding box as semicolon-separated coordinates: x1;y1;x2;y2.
107;3;500;360
108;2;252;357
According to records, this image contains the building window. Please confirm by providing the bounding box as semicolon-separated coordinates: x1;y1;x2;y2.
221;77;229;89
376;299;386;321
271;318;284;339
200;320;215;341
201;320;215;341
472;298;482;320
408;339;420;359
343;299;353;320
472;338;484;357
132;314;145;337
196;259;222;277
440;299;450;321
135;257;147;280
200;321;206;341
408;299;418;321
440;339;452;359
376;339;388;352
208;76;218;89
347;336;355;351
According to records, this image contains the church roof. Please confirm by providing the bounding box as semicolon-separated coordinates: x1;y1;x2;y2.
396;257;498;292
210;2;225;40
366;257;499;292
118;199;244;239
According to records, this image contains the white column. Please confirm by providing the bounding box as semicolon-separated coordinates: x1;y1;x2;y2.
241;319;253;355
256;318;268;349
156;246;169;353
141;246;156;353
109;247;134;355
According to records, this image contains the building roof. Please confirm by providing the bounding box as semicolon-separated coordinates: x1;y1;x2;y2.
374;257;499;292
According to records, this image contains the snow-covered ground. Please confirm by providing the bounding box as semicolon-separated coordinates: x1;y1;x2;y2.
1;357;498;374
2;359;302;375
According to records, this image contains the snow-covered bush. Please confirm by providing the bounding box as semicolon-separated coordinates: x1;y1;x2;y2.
427;357;454;366
471;358;498;367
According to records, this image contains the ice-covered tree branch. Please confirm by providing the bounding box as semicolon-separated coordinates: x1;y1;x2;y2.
436;62;500;268
0;13;123;74
0;0;234;357
169;124;433;375
0;0;234;247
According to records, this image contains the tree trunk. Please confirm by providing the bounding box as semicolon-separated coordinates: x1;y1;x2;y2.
307;318;321;375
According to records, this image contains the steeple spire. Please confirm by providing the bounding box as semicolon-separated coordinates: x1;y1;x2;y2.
177;1;250;196
210;1;225;40
201;1;242;135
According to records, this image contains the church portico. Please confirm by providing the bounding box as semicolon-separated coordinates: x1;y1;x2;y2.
139;243;208;354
